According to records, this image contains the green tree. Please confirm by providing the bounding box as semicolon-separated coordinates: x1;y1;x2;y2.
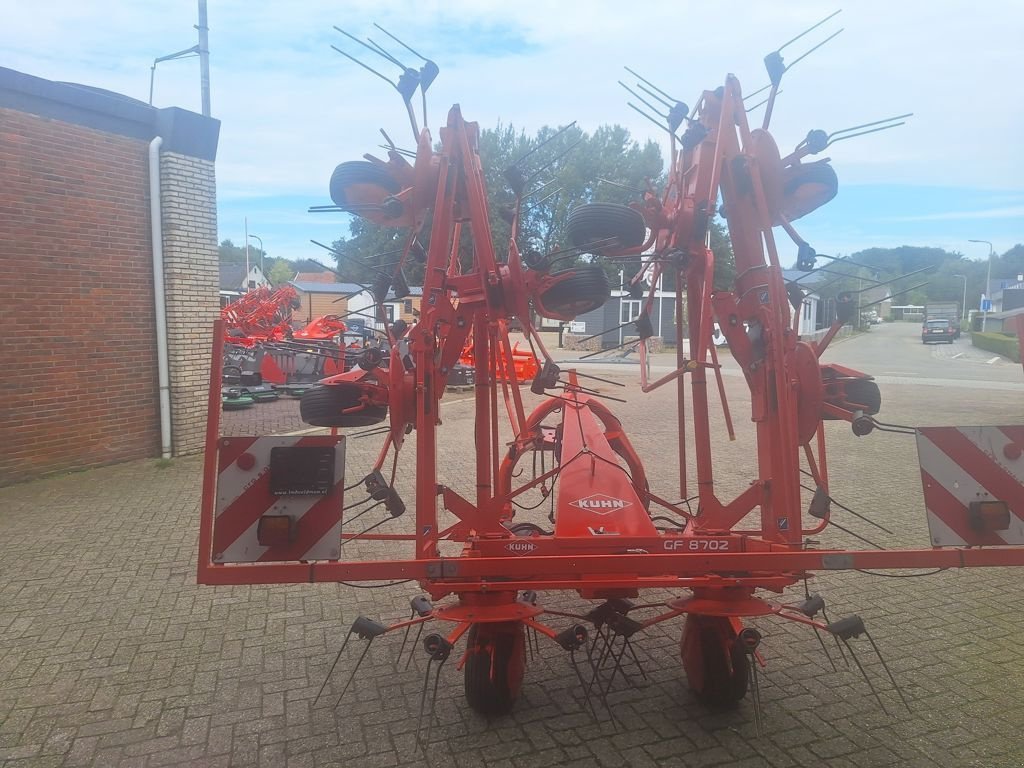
267;258;295;285
710;219;735;290
218;238;266;267
329;219;410;287
328;121;666;286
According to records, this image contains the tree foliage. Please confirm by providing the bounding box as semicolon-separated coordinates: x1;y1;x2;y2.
329;122;674;286
266;258;295;285
218;239;266;267
794;244;1024;323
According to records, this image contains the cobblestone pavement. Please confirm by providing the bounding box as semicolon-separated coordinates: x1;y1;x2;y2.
3;341;1024;767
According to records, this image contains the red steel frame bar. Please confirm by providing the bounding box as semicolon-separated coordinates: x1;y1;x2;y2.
198;547;1024;587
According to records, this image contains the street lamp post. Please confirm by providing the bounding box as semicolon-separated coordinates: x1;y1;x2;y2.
968;239;995;331
953;273;967;324
248;234;265;279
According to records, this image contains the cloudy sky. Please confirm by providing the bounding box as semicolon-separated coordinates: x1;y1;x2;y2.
4;1;1021;265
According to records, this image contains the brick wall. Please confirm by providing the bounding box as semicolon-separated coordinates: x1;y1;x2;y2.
0;107;160;484
160;152;219;456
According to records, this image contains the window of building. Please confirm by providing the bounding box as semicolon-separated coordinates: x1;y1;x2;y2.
404;299;413;314
620;299;642;324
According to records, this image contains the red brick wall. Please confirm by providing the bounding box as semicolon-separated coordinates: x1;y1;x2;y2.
0;107;159;485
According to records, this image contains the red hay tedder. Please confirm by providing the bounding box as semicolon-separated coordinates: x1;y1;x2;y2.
220;284;350;388
198;13;1024;736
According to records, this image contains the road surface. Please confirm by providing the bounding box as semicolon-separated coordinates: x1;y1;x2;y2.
822;321;1023;391
567;321;1024;394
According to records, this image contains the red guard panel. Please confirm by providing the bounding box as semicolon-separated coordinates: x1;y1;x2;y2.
916;426;1024;546
214;435;345;562
554;397;657;537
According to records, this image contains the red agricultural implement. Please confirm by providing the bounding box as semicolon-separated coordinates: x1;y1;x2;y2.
198;14;1024;738
459;337;540;383
221;284;301;346
221;285;353;388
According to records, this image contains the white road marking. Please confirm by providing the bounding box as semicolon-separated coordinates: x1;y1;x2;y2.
952;352;964;359
987;356;1000;365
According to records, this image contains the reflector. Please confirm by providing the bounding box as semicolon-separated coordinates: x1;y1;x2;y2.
257;515;296;546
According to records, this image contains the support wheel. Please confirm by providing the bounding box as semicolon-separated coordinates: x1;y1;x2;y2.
299;384;387;427
464;622;526;716
681;616;748;708
535;266;611;319
566;202;647;254
329;161;401;212
822;377;881;420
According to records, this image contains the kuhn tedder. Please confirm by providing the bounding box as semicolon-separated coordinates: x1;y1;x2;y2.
220;283;351;391
198;13;1024;735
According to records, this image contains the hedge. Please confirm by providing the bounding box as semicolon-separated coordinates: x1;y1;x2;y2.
971;331;1022;363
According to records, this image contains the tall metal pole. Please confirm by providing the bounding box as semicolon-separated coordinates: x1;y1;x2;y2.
954;274;967;323
248;234;264;276
969;239;994;331
197;0;211;117
244;217;250;293
618;269;624;348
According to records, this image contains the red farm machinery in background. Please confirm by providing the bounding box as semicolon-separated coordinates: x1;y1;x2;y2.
220;283;351;396
198;13;1024;736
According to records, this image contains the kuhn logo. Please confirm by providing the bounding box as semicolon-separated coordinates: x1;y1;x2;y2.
571;494;631;515
506;540;538;555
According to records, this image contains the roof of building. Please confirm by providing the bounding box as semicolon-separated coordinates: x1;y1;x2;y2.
290;281;424;299
1;65;220;161
294;271;335;283
990;306;1024;320
290;281;367;294
219;263;247;290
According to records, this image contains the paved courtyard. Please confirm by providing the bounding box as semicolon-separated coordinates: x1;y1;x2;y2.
2;325;1024;767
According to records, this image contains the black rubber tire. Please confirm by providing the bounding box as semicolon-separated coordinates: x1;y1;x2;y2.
780;162;838;222
841;377;881;415
822;377;881;420
329;161;400;208
464;623;526;717
537;266;611;318
222;397;255;411
566;203;647;254
693;625;749;708
299;383;387;427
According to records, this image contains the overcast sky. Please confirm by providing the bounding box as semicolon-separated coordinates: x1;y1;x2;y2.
4;1;1022;265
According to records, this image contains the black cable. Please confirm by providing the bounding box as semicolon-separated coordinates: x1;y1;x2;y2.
854;568;947;578
650;516;685;529
513;493;553;511
798;482;895;535
338;579;414;589
668;495;699;516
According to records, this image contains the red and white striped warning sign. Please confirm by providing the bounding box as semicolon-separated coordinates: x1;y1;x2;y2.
214;435;345;563
915;426;1024;546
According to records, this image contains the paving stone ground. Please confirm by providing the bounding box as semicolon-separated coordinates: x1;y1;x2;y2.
3;342;1024;767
